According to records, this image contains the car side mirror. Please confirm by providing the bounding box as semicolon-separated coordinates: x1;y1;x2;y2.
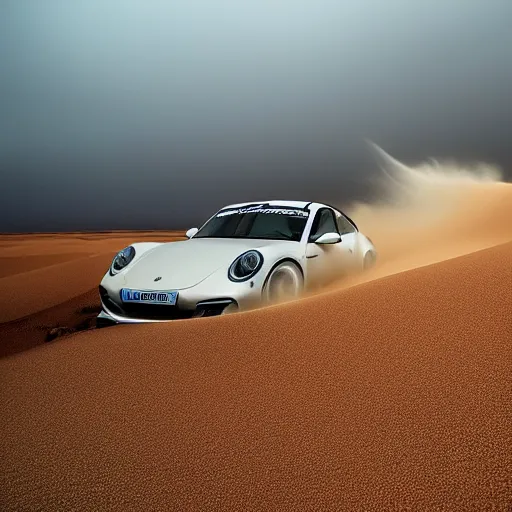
185;227;198;239
315;232;341;244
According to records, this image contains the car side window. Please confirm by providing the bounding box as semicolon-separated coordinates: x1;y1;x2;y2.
308;209;339;242
336;213;356;235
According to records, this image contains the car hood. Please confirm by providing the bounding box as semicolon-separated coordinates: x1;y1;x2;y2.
124;238;298;290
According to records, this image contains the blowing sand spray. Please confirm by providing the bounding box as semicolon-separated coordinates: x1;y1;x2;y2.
333;142;512;288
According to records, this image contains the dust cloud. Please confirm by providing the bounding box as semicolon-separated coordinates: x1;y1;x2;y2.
339;142;512;287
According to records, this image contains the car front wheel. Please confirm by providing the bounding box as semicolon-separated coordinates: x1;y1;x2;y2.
263;261;304;304
363;251;377;270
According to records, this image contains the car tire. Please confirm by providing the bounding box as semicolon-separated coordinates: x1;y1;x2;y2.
263;261;304;304
363;251;377;270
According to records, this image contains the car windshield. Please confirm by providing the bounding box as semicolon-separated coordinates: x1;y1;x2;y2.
194;205;309;241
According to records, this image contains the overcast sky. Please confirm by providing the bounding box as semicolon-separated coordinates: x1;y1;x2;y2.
1;0;511;231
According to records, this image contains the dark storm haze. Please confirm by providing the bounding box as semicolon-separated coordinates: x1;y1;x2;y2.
1;0;511;232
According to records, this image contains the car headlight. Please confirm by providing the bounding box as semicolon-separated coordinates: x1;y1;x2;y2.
110;246;136;275
228;250;263;282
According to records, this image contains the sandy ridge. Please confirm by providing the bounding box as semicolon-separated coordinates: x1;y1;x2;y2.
1;242;511;511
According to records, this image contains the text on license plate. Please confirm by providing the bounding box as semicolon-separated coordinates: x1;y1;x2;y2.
121;288;178;305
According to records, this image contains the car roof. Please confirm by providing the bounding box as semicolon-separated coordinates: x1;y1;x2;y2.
220;200;340;213
222;200;309;209
218;200;358;230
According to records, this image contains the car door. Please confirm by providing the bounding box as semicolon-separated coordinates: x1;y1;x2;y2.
305;208;353;286
335;212;360;271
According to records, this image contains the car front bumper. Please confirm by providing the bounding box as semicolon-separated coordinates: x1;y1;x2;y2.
97;295;240;324
97;279;264;324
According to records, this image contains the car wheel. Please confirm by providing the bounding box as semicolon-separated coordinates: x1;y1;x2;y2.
363;251;376;270
263;261;304;304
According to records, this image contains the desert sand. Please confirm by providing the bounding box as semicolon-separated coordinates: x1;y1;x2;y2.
1;157;511;510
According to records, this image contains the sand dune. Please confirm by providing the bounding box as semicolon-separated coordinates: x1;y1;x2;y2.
0;289;99;359
0;253;90;278
0;153;511;510
1;242;510;511
0;254;116;323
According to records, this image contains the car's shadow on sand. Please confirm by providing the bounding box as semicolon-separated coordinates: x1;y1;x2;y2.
44;304;104;342
0;291;107;359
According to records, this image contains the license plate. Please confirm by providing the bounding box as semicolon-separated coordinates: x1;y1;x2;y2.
121;288;178;305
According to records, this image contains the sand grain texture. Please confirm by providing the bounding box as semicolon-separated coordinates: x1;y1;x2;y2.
1;242;511;511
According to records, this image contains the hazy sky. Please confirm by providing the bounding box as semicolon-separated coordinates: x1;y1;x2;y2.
1;0;511;231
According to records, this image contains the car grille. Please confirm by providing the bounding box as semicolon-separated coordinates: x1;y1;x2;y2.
120;303;196;320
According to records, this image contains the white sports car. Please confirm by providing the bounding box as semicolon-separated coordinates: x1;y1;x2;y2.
98;200;376;323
